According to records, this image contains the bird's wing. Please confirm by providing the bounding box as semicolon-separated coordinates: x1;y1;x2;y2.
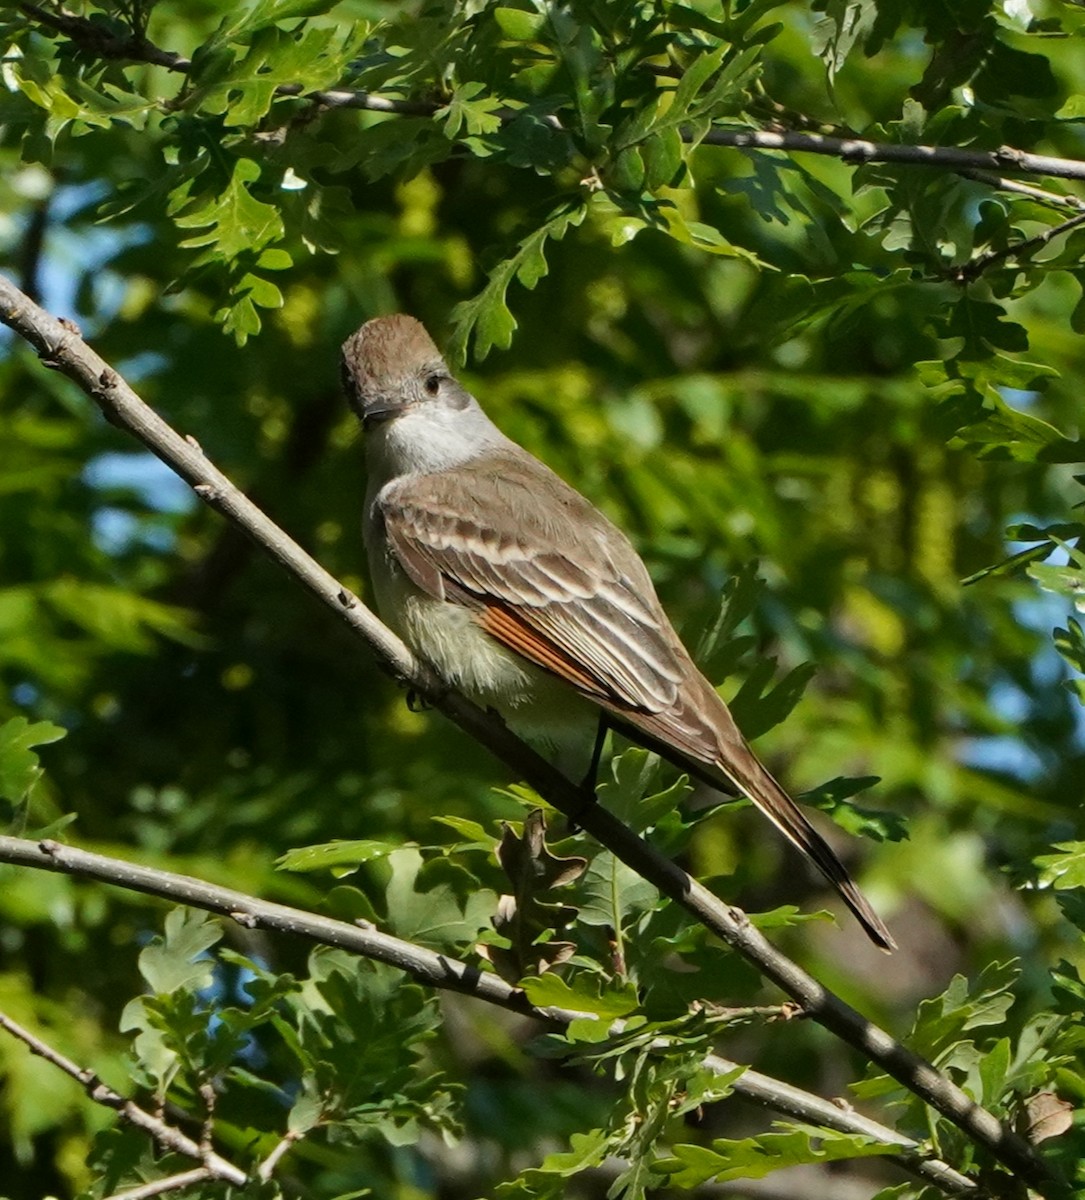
377;454;686;714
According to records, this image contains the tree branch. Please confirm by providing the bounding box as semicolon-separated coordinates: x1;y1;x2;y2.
698;126;1085;183
0;275;1056;1192
14;4;1085;186
0;834;975;1195
956;169;1085;213
951;209;1085;283
0;1009;246;1187
104;1168;216;1200
257;1130;304;1183
18;2;191;71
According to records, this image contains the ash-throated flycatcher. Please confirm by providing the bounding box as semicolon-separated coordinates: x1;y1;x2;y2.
342;314;894;950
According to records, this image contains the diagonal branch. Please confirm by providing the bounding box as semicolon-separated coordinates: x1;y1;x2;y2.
951;209;1085;283
955;169;1085;213
104;1167;216;1200
0;1008;246;1186
0;834;975;1195
0;274;1056;1192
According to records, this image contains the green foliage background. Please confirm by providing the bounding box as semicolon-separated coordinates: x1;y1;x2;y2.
1;0;1084;1196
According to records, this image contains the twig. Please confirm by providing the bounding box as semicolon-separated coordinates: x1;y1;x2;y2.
0;276;1055;1191
0;1008;246;1186
18;1;190;71
197;1079;216;1158
274;83;436;116
104;1168;215;1200
13;4;1085;186
698;125;1085;182
0;835;974;1194
951;209;1085;283
955;169;1085;212
257;1130;304;1182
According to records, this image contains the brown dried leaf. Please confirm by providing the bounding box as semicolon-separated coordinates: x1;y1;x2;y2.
1022;1091;1073;1145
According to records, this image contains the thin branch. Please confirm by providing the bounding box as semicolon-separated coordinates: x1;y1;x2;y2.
104;1168;216;1200
0;1009;246;1187
0;835;974;1195
0;277;1055;1192
699;126;1085;183
0;835;550;1014
18;2;191;71
274;83;437;116
257;1130;304;1183
956;169;1085;213
14;3;1085;187
952;209;1085;283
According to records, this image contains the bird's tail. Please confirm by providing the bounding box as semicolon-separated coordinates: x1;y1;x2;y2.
713;745;895;951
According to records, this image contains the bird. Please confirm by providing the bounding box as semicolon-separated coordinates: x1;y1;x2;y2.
341;313;894;950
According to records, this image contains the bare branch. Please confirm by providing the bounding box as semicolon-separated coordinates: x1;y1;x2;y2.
275;83;437;116
0;835;974;1194
699;126;1085;183
0;1009;246;1186
956;169;1085;212
18;2;191;71
952;209;1085;283
104;1168;216;1200
257;1130;304;1183
0;834;550;1016
0;276;1055;1191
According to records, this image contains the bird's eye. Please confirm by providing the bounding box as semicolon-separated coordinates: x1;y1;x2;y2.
424;374;442;397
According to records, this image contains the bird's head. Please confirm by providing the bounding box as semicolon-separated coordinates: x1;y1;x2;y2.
340;314;473;430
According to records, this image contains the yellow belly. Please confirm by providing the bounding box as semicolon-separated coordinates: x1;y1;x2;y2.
375;569;596;768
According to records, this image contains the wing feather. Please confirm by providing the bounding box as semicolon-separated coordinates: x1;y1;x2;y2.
379;458;684;714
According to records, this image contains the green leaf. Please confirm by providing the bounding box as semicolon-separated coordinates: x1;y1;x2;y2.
431;815;500;853
384;848;498;949
439;82;506;140
1035;843;1085;890
1054;618;1085;704
449;203;587;361
287;1087;325;1135
137;909;222;995
660;1125;893;1186
207;0;350;44
494;1129;611;1197
855;960;1019;1100
519;973;638;1020
493;8;547;40
595;748;692;832
175;157;284;261
0;716;65;805
918;348;1078;464
728;660;816;741
802;776;908;842
748;904;832;930
577;849;659;929
277;839;404;876
609;146;646;193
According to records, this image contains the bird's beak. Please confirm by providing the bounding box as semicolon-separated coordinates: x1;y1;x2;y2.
361;402;408;430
